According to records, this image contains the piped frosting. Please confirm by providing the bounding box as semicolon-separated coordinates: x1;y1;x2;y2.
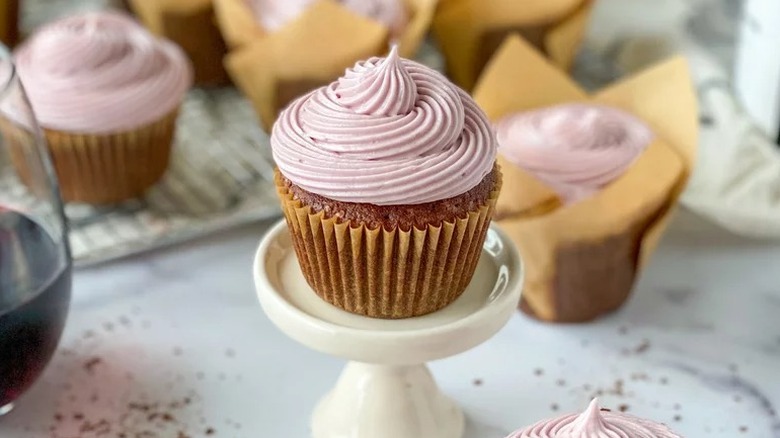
507;399;683;438
14;11;192;133
271;46;497;205
496;103;652;204
247;0;407;36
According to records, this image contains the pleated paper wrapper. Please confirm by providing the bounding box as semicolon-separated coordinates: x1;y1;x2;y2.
473;35;698;323
222;0;437;131
3;109;179;205
275;169;502;319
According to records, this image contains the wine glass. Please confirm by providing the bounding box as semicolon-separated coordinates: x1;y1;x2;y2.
0;43;71;415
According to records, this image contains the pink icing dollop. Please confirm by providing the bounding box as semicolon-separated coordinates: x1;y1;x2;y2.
507;399;683;438
14;11;192;133
271;46;497;206
496;103;653;204
247;0;407;36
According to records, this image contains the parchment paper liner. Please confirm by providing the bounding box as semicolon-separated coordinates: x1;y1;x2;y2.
3;110;179;205
214;0;436;58
473;35;697;322
224;0;389;131
274;168;502;319
128;0;229;86
432;0;593;90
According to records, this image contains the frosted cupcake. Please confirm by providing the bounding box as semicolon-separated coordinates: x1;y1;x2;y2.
472;35;695;323
273;47;501;319
507;399;683;437
10;11;192;204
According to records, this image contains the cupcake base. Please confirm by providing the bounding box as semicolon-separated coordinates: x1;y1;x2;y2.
4;110;179;204
275;167;502;319
518;204;665;323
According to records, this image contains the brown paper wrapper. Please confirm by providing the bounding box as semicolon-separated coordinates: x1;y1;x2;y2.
432;0;593;90
275;169;502;319
128;0;229;86
3;111;179;204
224;1;389;132
215;0;435;58
473;35;698;323
222;0;437;131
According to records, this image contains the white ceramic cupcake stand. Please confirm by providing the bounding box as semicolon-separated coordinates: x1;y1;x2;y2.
254;220;524;438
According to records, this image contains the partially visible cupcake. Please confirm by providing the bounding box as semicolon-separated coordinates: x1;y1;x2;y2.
214;0;434;53
507;399;684;437
220;0;437;130
272;46;501;319
10;11;192;204
472;35;696;323
128;0;230;86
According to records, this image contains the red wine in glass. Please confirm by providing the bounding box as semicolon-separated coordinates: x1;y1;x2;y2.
0;209;71;410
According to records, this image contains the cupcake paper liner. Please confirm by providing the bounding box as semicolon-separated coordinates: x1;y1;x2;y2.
3;110;179;204
215;0;436;58
473;35;697;323
275;168;502;319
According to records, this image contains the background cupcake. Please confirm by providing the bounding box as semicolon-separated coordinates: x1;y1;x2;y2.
472;35;696;323
220;0;437;131
507;399;683;437
273;47;500;319
9;11;192;204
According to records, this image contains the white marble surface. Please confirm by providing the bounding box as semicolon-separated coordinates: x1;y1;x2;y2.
0;209;776;437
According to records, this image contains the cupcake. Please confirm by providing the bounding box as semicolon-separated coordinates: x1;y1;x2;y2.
9;11;192;204
473;35;696;323
507;399;683;437
432;0;594;90
272;46;501;319
127;0;230;86
220;0;437;130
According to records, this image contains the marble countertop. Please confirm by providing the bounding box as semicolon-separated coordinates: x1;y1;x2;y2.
0;208;776;437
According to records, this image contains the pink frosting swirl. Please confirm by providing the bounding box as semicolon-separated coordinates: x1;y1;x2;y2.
14;11;192;133
248;0;407;36
271;46;497;205
496;103;653;204
508;399;683;438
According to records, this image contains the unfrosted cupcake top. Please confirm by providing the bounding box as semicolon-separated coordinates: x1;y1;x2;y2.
496;103;652;204
248;0;407;36
14;11;192;133
508;399;683;438
271;46;497;206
